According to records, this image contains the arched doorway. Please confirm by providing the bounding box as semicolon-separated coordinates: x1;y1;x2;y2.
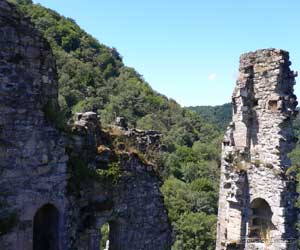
248;198;273;243
33;204;60;250
96;220;122;250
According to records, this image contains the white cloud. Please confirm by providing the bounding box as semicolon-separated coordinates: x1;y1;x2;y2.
208;73;217;81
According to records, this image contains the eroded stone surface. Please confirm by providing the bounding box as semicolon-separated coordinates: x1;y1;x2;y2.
216;49;298;250
0;1;69;249
67;114;172;250
0;1;172;249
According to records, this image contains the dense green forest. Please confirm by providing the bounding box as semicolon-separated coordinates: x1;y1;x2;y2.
9;0;223;249
188;103;232;131
9;1;300;249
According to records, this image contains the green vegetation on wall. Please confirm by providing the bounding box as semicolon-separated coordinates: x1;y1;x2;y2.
10;0;225;248
6;2;300;248
67;155;122;193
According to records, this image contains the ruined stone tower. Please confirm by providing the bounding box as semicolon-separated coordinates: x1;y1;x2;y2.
0;0;69;248
0;1;172;249
216;49;298;250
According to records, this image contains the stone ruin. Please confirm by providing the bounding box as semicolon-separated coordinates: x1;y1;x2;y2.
216;49;298;250
2;1;300;250
0;1;172;249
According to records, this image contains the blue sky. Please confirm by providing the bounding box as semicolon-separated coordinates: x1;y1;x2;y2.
33;0;300;106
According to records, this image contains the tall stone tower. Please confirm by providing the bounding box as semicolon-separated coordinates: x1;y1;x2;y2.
0;0;70;249
216;49;298;250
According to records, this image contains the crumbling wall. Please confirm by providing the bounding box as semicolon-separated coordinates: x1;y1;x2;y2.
0;1;172;249
67;113;172;250
0;0;69;249
216;49;298;250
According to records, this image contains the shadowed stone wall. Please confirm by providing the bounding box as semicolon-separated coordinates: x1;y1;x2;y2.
68;113;172;250
0;0;69;249
216;49;298;250
0;1;172;249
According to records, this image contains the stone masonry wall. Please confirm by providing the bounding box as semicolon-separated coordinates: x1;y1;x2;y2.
0;0;69;249
68;113;172;250
216;49;298;250
0;1;172;249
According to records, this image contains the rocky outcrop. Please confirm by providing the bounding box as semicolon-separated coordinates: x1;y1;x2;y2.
216;49;298;250
113;116;163;153
0;1;172;249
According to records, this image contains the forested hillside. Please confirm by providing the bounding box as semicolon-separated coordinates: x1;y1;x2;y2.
9;3;300;249
189;103;232;131
9;0;223;249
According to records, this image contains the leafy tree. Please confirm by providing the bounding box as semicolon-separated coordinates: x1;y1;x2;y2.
188;103;232;131
172;212;217;250
10;1;226;248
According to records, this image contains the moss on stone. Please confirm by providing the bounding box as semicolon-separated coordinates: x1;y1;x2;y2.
67;155;122;194
43;101;66;131
95;162;122;185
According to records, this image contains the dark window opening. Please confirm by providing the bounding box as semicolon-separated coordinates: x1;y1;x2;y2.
244;66;254;75
268;100;278;112
224;182;231;189
253;99;258;107
248;198;273;243
33;204;59;250
232;98;237;114
226;243;238;250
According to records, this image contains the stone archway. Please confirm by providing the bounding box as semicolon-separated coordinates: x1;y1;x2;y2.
33;204;60;250
248;198;273;242
98;220;120;250
87;219;123;250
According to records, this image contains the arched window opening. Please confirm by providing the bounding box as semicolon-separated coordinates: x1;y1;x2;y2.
97;220;122;250
100;222;109;250
33;204;59;250
248;198;273;243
